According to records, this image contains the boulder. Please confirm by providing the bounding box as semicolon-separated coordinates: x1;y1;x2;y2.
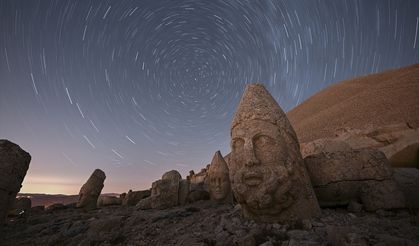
97;196;121;207
136;196;152;210
150;179;179;209
186;190;210;204
229;84;320;223
162;170;182;182
76;169;106;210
0;140;31;223
122;189;151;206
300;138;352;158
304;149;405;210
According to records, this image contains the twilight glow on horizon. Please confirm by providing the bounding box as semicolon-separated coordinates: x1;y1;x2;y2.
1;0;418;194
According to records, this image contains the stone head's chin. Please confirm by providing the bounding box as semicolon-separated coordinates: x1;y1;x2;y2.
232;164;295;214
213;193;226;201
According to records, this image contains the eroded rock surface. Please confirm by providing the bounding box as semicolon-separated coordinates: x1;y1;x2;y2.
1;200;418;245
121;189;151;206
393;168;419;209
301;123;419;168
304;149;405;210
97;196;122;207
229;84;320;223
76;169;106;210
0;140;31;224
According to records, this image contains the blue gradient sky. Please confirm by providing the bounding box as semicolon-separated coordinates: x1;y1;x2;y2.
1;0;418;194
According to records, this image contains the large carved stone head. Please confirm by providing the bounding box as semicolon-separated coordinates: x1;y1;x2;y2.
229;84;320;222
208;151;232;203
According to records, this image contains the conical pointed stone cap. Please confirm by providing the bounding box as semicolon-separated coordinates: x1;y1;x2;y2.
209;151;229;174
231;84;290;130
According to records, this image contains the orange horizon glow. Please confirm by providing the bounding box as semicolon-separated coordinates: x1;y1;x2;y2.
20;175;152;195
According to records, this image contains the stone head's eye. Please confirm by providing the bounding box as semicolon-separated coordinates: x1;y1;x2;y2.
232;138;244;151
254;135;275;149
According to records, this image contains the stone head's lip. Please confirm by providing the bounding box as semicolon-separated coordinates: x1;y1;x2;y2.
243;172;263;186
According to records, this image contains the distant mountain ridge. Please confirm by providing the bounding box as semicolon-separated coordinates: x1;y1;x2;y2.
18;193;119;207
288;63;419;143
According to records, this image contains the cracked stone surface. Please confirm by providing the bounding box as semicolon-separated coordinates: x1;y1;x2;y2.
304;148;405;210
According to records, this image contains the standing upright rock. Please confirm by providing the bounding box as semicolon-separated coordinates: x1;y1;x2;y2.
229;84;320;223
208;151;233;204
76;169;106;210
0;140;31;223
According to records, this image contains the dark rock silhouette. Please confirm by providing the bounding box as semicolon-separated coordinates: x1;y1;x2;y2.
0;140;31;224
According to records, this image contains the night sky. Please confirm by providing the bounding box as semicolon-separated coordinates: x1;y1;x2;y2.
1;0;419;194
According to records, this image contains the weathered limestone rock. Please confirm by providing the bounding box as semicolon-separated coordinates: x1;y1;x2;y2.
122;189;151;206
208;151;233;203
304;149;405;211
150;180;178;209
0;140;31;223
97;196;121;207
188;167;209;192
300;139;352;158
229;84;320;223
149;170;181;209
136;196;152;209
76;169;106;210
393;168;419;209
379;131;419;168
162;170;181;182
302;123;419;168
186;190;210;203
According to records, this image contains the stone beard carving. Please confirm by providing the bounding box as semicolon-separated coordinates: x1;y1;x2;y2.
208;151;233;203
77;169;106;210
229;84;320;223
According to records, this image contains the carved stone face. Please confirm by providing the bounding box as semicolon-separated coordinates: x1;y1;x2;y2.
209;171;231;201
230;119;296;216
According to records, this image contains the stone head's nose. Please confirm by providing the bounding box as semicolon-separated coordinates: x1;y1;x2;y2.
244;141;260;167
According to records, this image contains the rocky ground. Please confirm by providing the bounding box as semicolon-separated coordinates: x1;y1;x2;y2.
1;201;418;246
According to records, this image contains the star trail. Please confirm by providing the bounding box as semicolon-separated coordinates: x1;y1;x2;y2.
1;0;418;194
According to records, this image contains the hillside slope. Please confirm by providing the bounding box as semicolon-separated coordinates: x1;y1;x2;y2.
288;63;419;143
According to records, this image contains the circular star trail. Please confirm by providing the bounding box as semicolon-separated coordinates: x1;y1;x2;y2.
1;0;418;194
